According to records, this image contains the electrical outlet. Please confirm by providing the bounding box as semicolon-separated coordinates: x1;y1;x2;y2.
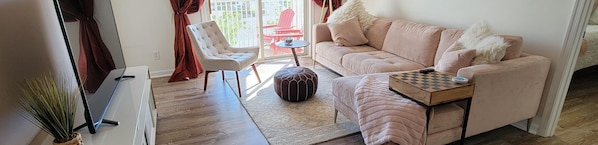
153;51;160;60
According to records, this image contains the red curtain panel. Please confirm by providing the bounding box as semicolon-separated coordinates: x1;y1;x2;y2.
312;0;343;22
168;0;205;82
59;0;116;93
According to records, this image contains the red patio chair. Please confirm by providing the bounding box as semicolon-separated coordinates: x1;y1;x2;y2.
262;9;304;55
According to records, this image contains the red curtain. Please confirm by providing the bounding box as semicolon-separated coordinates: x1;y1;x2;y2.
59;0;116;93
168;0;205;82
312;0;343;22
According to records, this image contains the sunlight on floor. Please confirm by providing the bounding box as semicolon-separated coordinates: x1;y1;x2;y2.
223;60;296;100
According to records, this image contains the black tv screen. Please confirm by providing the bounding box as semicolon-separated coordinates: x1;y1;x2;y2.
53;0;127;133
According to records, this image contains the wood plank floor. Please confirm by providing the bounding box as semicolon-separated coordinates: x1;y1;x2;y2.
152;58;598;145
152;73;268;145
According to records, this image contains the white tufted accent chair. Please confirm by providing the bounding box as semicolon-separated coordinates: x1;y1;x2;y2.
187;21;261;97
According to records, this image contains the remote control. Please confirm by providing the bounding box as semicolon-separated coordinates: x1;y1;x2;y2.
418;68;435;74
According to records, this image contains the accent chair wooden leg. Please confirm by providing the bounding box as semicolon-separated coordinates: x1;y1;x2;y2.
334;109;338;123
252;64;262;83
203;71;210;91
221;70;225;80
236;71;242;98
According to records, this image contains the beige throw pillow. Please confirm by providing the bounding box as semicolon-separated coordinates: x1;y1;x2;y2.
328;17;369;46
435;43;476;74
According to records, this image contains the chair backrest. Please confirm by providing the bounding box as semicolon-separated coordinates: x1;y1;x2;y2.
277;9;295;29
186;21;231;63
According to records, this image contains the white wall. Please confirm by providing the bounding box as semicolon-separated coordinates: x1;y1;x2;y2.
111;0;178;77
363;0;580;136
110;0;212;78
0;0;78;144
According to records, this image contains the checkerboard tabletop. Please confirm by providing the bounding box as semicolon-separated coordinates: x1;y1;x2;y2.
390;70;471;92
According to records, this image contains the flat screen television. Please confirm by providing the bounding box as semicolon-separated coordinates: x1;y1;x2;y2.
52;0;127;134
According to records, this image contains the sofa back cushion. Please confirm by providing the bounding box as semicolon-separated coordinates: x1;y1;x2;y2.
382;19;445;67
435;29;464;65
365;18;393;50
499;35;523;60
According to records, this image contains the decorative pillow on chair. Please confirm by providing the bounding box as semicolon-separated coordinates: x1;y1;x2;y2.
459;21;510;65
328;17;369;46
435;43;476;74
327;0;377;32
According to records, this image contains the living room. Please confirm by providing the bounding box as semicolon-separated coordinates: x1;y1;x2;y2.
0;0;594;145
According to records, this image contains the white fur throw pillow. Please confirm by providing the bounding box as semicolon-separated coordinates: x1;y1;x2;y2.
327;0;377;32
459;21;510;65
458;21;493;50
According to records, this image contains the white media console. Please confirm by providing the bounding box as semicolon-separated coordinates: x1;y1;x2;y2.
41;66;157;145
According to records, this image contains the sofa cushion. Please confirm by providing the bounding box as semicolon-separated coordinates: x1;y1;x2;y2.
332;74;464;134
382;19;444;67
332;74;389;116
435;43;476;75
365;18;393;50
315;41;378;65
500;35;523;60
435;29;464;65
341;51;426;74
428;104;464;134
328;17;369;46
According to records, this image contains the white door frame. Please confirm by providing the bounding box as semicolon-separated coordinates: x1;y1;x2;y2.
531;0;592;137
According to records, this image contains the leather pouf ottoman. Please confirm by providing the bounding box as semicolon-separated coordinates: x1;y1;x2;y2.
274;67;318;102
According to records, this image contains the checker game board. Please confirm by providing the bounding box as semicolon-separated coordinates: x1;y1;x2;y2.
392;71;468;92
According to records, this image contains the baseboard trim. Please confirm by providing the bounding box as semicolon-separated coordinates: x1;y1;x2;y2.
511;119;529;132
150;69;174;78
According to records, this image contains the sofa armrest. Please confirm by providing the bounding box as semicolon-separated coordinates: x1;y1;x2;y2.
456;55;551;137
312;23;332;44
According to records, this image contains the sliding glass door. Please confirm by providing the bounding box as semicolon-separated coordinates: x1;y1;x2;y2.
209;0;307;60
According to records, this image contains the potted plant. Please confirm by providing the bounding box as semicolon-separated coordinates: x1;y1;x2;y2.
17;74;83;145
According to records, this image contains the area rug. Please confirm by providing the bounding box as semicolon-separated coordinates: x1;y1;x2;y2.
224;60;360;145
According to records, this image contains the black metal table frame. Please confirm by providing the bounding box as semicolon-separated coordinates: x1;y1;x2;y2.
389;88;472;145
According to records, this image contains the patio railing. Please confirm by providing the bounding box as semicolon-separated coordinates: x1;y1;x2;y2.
210;0;303;53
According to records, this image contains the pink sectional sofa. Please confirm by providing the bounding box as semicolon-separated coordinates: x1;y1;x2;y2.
312;19;551;144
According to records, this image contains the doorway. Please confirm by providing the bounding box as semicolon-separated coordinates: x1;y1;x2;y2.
208;0;307;60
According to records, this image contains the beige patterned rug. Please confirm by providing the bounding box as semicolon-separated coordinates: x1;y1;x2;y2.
225;60;360;145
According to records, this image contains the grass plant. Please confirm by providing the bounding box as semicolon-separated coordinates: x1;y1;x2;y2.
17;74;78;143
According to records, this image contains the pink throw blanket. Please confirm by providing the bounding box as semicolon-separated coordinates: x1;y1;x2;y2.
354;76;427;145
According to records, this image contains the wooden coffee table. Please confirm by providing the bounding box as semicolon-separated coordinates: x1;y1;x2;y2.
389;70;474;145
275;40;310;66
